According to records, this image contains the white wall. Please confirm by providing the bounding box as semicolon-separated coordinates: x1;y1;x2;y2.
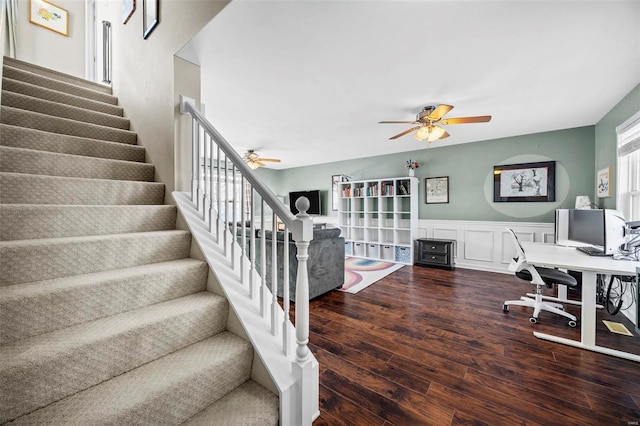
98;0;228;202
15;0;85;77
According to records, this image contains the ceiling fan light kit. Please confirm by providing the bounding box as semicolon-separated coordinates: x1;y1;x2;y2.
414;125;446;142
380;104;491;143
243;149;281;169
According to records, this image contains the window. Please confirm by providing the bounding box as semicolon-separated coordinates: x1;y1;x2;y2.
617;111;640;222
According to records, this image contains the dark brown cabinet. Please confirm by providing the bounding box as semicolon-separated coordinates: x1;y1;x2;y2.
415;238;455;270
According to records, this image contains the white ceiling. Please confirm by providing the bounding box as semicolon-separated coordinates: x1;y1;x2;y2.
177;0;640;170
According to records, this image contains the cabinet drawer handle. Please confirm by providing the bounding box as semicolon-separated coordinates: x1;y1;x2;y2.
431;246;437;250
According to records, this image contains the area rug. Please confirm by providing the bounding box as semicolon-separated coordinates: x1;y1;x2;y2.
339;257;404;294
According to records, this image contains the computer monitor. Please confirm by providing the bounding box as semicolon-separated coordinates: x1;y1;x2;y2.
565;209;627;255
568;209;605;247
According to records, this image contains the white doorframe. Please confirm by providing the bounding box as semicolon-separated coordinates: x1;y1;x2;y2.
84;0;96;82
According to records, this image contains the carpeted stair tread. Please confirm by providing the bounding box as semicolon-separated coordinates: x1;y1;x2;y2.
0;172;164;205
7;332;252;425
184;380;279;426
2;77;123;116
2;64;116;104
1;292;230;423
0;146;154;181
3;56;113;94
2;90;130;129
0;258;208;343
0;230;192;286
1;106;137;144
0;204;176;240
0;57;272;424
0;124;145;162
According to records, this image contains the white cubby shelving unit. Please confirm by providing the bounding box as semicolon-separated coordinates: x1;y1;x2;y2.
338;177;418;265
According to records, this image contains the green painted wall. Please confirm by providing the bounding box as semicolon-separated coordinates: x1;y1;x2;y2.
264;126;596;223
594;83;640;210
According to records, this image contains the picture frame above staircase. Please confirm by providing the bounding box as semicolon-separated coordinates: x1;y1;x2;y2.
29;0;68;37
143;0;159;39
123;0;136;24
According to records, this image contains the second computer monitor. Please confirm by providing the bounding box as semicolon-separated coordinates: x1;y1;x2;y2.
566;209;626;255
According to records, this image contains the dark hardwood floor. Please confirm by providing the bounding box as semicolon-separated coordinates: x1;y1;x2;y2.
306;265;640;426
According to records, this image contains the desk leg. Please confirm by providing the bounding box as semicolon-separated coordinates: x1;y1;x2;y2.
534;270;640;362
580;271;597;347
557;284;568;301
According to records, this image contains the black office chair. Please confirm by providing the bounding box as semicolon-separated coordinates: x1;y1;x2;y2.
503;228;578;327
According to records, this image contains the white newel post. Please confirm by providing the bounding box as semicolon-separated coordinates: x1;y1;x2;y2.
291;197;316;425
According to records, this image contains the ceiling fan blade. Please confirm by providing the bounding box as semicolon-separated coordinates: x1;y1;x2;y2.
257;158;281;163
427;104;454;121
389;126;421;140
441;115;492;125
440;131;450;139
255;160;267;168
379;121;418;124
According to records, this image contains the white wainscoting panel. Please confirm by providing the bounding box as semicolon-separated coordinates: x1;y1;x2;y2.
464;230;494;263
501;231;516;265
418;219;554;273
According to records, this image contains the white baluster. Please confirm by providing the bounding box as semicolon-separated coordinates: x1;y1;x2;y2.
240;177;246;284
196;124;202;213
191;118;198;205
249;189;256;300
231;164;237;270
223;154;228;258
260;198;267;317
216;146;221;244
202;131;208;221
283;226;290;355
207;133;214;231
271;212;278;336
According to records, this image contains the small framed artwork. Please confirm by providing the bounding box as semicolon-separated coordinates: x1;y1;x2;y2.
143;0;159;39
596;166;610;198
425;176;449;204
29;0;68;37
331;175;342;211
493;161;556;202
123;0;136;24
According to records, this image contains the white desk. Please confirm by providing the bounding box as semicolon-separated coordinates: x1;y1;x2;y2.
521;242;640;362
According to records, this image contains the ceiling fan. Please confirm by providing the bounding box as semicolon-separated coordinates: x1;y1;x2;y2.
379;104;491;143
243;149;281;169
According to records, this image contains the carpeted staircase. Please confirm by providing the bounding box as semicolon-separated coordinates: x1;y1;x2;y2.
0;57;279;425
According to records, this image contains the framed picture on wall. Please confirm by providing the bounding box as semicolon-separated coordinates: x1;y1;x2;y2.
493;161;556;202
29;0;68;37
425;176;449;204
331;175;342;211
596;166;610;198
143;0;159;39
123;0;136;24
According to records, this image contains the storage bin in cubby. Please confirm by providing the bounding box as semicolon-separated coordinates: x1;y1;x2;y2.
353;242;365;257
344;241;353;256
366;243;379;258
381;245;394;261
395;246;411;264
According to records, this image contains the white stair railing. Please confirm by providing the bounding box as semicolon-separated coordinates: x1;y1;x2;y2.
179;96;318;425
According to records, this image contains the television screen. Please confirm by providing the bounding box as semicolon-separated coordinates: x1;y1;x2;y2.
289;190;321;215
